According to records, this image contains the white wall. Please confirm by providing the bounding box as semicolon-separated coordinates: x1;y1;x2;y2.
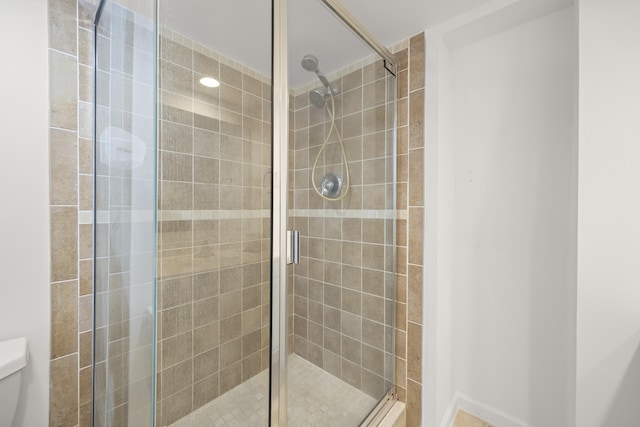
576;0;640;425
424;25;455;427
0;1;50;426
425;4;577;426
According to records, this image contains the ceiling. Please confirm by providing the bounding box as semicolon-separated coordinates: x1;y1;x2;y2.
159;0;499;88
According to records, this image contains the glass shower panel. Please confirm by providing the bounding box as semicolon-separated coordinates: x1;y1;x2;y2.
155;1;272;425
287;0;397;425
93;1;157;426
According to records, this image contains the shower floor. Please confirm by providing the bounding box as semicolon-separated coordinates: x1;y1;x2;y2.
170;353;377;427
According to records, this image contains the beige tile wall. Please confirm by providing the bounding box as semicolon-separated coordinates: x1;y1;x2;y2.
394;33;425;427
48;0;94;426
290;59;396;400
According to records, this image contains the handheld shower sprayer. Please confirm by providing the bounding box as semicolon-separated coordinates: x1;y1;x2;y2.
300;54;350;201
301;54;338;108
301;54;333;92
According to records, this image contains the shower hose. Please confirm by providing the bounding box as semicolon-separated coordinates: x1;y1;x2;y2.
311;89;351;201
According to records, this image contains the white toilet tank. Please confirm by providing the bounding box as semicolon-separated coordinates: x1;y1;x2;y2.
0;337;29;426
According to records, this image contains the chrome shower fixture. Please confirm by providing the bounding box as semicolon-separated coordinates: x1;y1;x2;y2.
301;54;350;202
301;54;332;90
301;54;338;108
320;173;343;199
309;88;328;109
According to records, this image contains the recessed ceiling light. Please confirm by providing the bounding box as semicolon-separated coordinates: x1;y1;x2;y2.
199;77;220;88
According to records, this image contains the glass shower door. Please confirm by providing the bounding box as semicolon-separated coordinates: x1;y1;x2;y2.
92;0;396;425
285;0;398;425
93;1;158;425
155;1;273;425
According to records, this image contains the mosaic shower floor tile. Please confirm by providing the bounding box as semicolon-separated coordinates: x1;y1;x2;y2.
170;353;376;426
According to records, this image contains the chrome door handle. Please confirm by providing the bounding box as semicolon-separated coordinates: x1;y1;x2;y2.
286;230;300;265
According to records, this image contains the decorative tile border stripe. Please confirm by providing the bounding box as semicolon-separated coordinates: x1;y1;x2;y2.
78;209;154;225
79;208;405;224
290;208;405;220
162;209;271;221
79;209;270;224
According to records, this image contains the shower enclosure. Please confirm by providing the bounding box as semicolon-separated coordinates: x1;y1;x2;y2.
92;0;397;425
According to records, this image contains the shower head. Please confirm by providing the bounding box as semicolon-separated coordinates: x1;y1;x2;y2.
301;54;319;72
309;89;326;109
301;54;333;94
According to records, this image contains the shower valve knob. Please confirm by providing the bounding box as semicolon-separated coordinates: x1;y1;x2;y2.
321;173;343;198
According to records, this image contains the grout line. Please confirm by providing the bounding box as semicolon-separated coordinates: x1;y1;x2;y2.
48;47;79;60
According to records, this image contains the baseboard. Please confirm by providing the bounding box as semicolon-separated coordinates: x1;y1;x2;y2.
441;393;532;427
